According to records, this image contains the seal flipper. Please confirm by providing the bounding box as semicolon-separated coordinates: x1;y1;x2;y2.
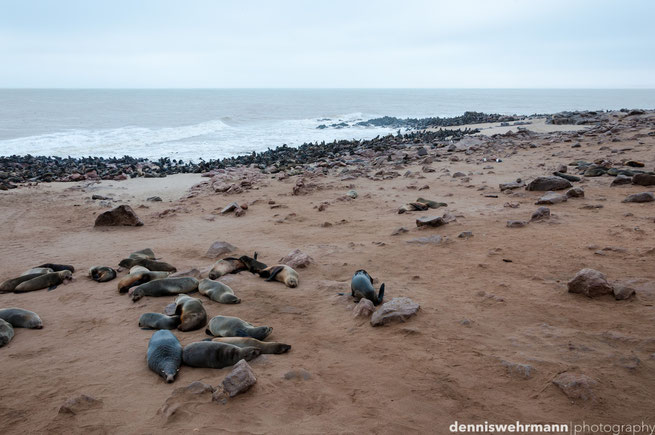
376;283;385;306
205;328;213;336
48;285;58;291
264;266;284;282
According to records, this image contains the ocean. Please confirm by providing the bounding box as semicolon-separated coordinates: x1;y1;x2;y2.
0;89;653;161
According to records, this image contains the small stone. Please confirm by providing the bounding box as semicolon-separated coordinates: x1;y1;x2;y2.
279;249;313;268
346;190;358;199
407;235;446;244
416;216;446;227
371;297;420;326
59;394;103;415
353;299;375;317
567;268;614;297
452;172;466;178
613;285;636;300
91;194;111;200
611;175;632;186
552;372;597;401
566;187;585;198
526;176;572;191
284;369;311;380
94;205;144;227
530;207;551;222
501;360;535;379
556;164;567;173
147;196;163;202
458;231;473;239
416;147;427;156
499;181;525;191
221;202;239;214
391;226;409;236
623;192;655;203
506;220;528;228
222;360;257;398
205;241;236;258
536;192;567;205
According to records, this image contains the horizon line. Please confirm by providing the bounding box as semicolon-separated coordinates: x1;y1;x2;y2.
1;87;655;91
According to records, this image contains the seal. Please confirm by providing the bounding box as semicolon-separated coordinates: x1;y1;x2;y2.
208;257;247;279
0;318;14;347
89;266;117;282
36;263;75;273
14;270;73;293
118;258;177;272
138;313;181;330
0;273;48;293
173;294;207;332
147;330;182;383
259;265;299;288
205;315;272;340
0;308;43;329
182;341;260;369
351;269;385;306
118;270;169;294
131;277;199;302
20;267;53;276
239;253;268;274
129;266;150;274
198;278;240;304
210;337;291;354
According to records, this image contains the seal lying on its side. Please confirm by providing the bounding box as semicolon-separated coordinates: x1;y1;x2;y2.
147;330;182;383
239;253;268;275
89;266;117;282
37;263;75;273
210;337;291;354
138;313;181;330
205;315;272;340
118;258;176;272
0;273;48;293
351;269;385;306
259;265;299;288
20;267;53;276
173;294;207;332
131;277;199;302
0;308;43;329
0;319;14;347
198;278;240;304
182;341;260;369
208;257;247;279
118;271;169;294
14;270;73;293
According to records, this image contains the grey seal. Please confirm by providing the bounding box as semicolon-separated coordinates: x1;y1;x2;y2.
351;270;385;306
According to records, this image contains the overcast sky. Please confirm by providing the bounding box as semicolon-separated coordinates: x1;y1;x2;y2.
1;0;653;88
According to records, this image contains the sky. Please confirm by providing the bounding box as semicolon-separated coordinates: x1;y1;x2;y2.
1;0;654;88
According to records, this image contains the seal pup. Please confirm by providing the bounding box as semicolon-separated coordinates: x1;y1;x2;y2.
131;277;199;302
259;265;299;288
118;270;169;294
138;313;181;330
173;294;207;332
0;308;43;329
20;267;53;276
205;315;272;340
198;278;240;304
147;330;182;383
0;319;14;347
0;273;48;293
14;270;73;293
239;253;268;275
89;266;117;282
210;337;291;354
208;257;247;279
37;263;75;273
182;341;260;369
118;257;176;272
351;269;385;306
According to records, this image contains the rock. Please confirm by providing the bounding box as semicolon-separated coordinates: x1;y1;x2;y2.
284;369;311;380
234;207;246;217
416;147;427;156
499;181;525;191
159;382;215;420
506;220;528;228
566;187;584;198
407;235;446;244
147;196;163;202
205;241;236;258
623;192;655;203
501;360;535;379
353;299;375;317
221;202;239;214
94;205;144;227
526;176;572;191
59;394;103;415
346;190;358;199
221;359;257;398
416;216;446;227
536;192;568;205
556;164;567;173
553;172;581;182
567;268;614;297
613;285;636;301
632;174;655;186
452;172;467;178
611;175;632;186
91;194;111;200
169;268;201;279
458;231;473;239
371;297;420;326
391;226;409;236
279;249;313;269
530;206;551;221
552;372;597;401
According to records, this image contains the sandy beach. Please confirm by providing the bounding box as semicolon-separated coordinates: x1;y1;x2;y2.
1;112;655;434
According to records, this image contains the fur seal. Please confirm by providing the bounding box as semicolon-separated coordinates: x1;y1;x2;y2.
0;308;43;329
0;273;48;293
351;270;385;306
20;267;53;276
208;257;247;279
0;319;14;347
173;294;207;332
239;253;268;274
182;341;260;369
129;266;150;274
37;263;75;273
259;265;299;288
205;315;272;340
118;270;169;294
147;330;182;383
198;278;240;304
138;313;181;330
118;257;176;272
89;266;117;282
14;270;73;293
210;337;291;354
131;277;199;302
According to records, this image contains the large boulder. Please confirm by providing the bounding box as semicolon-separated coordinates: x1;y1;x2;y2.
370;297;420;326
567;268;614;297
526;176;572;191
94;205;143;227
